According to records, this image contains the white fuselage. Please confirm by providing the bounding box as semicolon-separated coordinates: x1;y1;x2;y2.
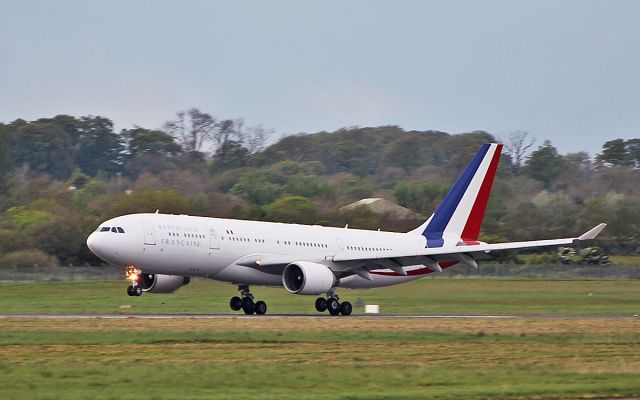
86;213;440;291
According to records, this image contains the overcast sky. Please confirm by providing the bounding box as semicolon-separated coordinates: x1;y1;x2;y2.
1;0;639;155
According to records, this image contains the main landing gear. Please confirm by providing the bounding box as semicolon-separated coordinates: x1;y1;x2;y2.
315;289;352;316
229;285;267;315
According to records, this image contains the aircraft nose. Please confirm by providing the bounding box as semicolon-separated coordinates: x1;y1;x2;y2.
86;232;101;255
87;232;97;254
86;229;122;264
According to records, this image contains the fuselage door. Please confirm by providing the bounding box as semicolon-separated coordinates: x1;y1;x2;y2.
142;222;156;245
209;228;220;250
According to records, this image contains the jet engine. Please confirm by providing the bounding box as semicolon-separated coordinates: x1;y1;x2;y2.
138;274;190;293
282;262;336;295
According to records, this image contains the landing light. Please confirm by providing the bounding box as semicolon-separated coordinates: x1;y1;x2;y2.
125;266;141;282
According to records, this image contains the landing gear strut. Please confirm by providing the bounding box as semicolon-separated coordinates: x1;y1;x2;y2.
125;267;142;296
315;289;352;316
230;285;267;315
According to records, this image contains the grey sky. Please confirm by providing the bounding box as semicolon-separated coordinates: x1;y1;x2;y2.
1;0;639;156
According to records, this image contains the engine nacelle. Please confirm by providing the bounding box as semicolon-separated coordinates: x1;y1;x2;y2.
282;262;336;295
138;274;190;294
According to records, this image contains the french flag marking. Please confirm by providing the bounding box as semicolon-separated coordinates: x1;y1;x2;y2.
421;143;502;248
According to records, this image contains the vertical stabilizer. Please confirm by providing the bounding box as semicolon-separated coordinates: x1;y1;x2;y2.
410;143;502;247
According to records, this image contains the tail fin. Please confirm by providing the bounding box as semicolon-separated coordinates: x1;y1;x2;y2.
410;143;502;247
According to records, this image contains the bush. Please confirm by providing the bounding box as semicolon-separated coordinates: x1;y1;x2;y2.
527;254;560;264
0;249;60;267
6;206;55;231
263;196;319;224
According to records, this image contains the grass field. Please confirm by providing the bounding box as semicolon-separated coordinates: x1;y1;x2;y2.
1;278;639;315
1;279;640;399
610;255;640;266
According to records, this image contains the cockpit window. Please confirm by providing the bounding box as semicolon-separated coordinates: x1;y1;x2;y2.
98;226;124;233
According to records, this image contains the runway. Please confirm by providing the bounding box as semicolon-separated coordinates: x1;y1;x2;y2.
1;313;638;319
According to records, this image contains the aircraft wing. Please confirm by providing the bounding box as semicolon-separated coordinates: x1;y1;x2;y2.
246;224;606;274
336;223;606;261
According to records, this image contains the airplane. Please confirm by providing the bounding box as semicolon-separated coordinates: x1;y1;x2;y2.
86;143;606;316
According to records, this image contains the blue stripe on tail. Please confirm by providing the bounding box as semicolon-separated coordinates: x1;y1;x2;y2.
422;144;490;247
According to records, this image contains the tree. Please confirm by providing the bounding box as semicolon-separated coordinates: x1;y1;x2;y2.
625;138;640;169
263;196;319;224
26;213;94;265
0;124;13;190
210;140;249;171
75;116;124;176
230;171;285;205
11;122;74;180
524;140;566;188
215;118;242;147
47;114;83;145
164;108;217;154
123;127;182;157
110;189;191;216
596;139;631;168
382;135;426;173
329;140;371;176
501;129;535;175
242;125;272;154
394;182;446;214
6;206;55;231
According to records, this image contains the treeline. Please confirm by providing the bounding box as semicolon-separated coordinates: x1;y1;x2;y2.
0;109;639;266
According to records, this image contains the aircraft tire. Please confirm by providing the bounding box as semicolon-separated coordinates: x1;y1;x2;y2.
242;297;255;315
127;285;135;296
315;297;327;312
230;296;242;311
327;298;340;316
340;301;353;316
254;300;267;315
134;286;143;296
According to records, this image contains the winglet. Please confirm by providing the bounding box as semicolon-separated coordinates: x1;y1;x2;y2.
578;223;607;240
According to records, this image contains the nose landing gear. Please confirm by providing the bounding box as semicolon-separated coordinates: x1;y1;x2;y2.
125;266;143;296
127;285;142;296
315;289;352;316
230;285;267;315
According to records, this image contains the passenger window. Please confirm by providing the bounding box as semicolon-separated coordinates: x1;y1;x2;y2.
117;227;125;233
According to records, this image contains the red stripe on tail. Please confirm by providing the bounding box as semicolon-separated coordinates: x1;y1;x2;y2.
460;144;502;242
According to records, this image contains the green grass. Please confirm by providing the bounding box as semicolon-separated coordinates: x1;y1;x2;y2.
610;255;640;266
1;278;639;315
1;316;640;399
1;279;640;399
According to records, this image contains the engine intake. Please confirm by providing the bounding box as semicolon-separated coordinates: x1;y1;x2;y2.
138;274;190;293
282;262;336;295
